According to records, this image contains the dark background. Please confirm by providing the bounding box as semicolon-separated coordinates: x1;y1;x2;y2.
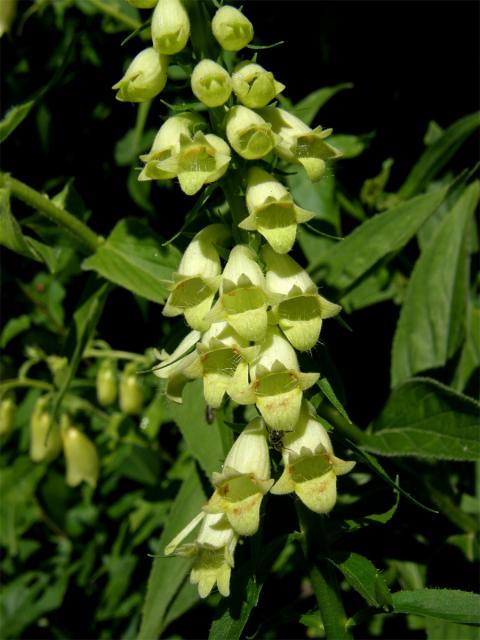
2;0;479;426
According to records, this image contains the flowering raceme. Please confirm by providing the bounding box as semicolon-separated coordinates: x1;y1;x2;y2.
113;0;355;602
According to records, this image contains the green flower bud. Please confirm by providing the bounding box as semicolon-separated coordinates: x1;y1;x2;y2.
62;426;100;488
126;0;157;8
205;418;273;536
163;224;230;331
232;62;285;109
119;362;144;415
262;245;341;351
226;106;276;160
211;5;253;52
30;397;62;462
0;397;16;437
96;359;117;406
271;404;355;514
191;59;232;107
206;245;269;342
259;107;342;182
165;511;238;599
151;0;190;55
240;166;314;254
112;48;168;102
139;112;207;181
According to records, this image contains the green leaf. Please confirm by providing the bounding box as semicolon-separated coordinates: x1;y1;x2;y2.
399;112;480;199
51;277;110;420
453;303;480;393
292;83;353;126
364;378;480;461
426;617;480;640
392;589;480;625
329;133;374;159
391;182;480;386
311;187;447;292
138;464;207;640
287;170;340;233
0;315;31;348
208;535;287;640
0;100;35;143
330;552;392;609
170;380;232;477
82;218;180;304
318;378;352;423
162;578;200;632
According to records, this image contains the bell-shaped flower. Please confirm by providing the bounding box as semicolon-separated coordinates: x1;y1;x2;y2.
240;166;315;254
151;0;190;55
163;225;230;331
139;112;207;181
96;359;117;407
258;107;342;182
271;404;355;513
205;418;274;536
226;106;276;160
62;425;100;488
155;131;231;195
234;328;319;431
211;5;254;51
196;321;259;408
191;59;232;107
153;330;202;403
232;62;285;109
206;245;269;343
263;245;341;351
30;396;62;462
112;47;168;102
165;511;238;598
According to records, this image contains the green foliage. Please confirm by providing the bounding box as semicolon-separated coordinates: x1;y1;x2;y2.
0;1;478;639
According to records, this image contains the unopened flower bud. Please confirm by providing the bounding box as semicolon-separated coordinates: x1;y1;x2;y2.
119;362;144;415
152;0;190;55
30;397;62;462
0;397;15;437
232;62;285;109
211;5;253;51
191;59;232;107
62;426;100;488
96;359;117;406
112;48;168;103
226;106;275;160
240;166;314;254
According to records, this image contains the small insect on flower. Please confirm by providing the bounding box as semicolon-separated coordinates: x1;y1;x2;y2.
267;428;285;451
206;405;215;424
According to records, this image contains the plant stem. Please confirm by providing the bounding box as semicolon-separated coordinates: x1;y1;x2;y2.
87;0;142;31
297;504;353;640
316;402;366;444
84;348;147;363
0;378;53;393
2;174;102;252
132;100;152;158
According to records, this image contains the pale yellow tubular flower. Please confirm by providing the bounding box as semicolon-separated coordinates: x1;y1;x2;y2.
153;330;202;403
240;166;315;254
262;245;341;351
232;62;285;109
271;403;355;513
211;5;254;52
30;397;62;462
226;106;276;160
112;48;168;102
62;426;100;488
205;418;273;536
151;0;190;55
191;59;232;107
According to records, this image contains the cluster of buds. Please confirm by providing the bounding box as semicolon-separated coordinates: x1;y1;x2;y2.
29;397;99;488
115;1;354;599
96;359;144;415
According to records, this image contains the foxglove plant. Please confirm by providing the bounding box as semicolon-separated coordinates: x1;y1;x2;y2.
114;0;354;606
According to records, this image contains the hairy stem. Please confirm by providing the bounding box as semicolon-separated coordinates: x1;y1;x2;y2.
2;174;102;252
